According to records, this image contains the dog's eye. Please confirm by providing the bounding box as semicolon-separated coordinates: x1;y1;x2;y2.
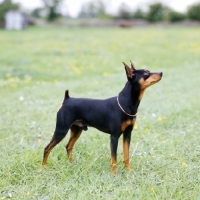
144;71;150;80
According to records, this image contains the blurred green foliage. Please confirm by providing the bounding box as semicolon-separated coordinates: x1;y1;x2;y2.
187;2;200;21
146;3;166;22
168;11;187;22
0;0;19;21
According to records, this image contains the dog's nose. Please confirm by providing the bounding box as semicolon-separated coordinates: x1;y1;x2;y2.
159;72;163;77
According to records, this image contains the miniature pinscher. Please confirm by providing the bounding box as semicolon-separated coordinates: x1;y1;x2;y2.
42;61;162;174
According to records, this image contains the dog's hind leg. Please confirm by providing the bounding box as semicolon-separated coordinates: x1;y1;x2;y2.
42;111;73;166
66;125;82;162
42;127;70;165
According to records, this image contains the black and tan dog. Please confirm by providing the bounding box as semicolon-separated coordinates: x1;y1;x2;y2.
42;61;162;174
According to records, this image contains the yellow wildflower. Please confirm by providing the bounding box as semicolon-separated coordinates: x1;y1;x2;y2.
72;66;81;75
6;73;11;78
134;124;138;130
24;76;32;83
182;162;187;167
102;72;108;76
151;187;155;191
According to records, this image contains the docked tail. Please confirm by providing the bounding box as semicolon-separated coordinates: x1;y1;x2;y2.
64;90;70;100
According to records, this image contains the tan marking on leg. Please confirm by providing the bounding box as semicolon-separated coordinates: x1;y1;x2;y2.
111;156;117;174
66;127;82;161
123;139;133;171
42;139;57;166
123;138;130;170
122;120;136;171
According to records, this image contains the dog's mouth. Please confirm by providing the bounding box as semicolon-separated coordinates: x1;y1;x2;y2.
150;72;162;84
150;80;159;85
151;77;162;84
151;81;158;84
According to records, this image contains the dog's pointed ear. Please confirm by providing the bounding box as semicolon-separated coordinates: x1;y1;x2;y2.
130;60;136;71
123;62;134;81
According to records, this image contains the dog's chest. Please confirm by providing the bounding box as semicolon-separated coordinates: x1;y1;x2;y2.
121;118;136;132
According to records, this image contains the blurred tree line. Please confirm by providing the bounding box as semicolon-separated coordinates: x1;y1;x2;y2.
117;2;200;22
0;0;200;23
32;0;63;21
0;0;63;22
0;0;19;21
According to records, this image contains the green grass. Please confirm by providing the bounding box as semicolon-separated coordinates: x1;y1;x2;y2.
0;26;200;199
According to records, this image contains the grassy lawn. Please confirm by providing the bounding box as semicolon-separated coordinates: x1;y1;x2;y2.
0;26;200;199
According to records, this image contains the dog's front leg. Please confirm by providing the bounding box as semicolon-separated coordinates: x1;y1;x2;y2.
123;125;133;171
110;134;120;174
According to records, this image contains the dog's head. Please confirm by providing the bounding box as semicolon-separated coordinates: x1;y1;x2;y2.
123;61;162;90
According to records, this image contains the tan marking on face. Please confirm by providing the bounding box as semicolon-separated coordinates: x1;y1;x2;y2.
121;118;136;132
138;73;162;100
139;73;162;90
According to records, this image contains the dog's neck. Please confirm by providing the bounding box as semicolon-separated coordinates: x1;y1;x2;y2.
118;81;143;116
